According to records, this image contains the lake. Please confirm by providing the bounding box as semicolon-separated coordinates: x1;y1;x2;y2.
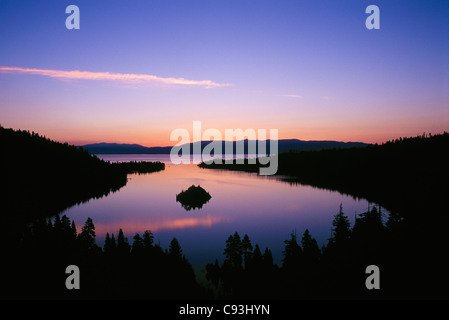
61;154;386;269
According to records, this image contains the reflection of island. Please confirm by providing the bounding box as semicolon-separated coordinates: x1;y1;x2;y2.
176;185;212;211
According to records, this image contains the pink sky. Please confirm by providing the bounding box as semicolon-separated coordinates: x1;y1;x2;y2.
1;1;448;147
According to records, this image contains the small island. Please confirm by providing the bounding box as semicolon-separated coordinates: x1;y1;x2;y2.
176;185;212;211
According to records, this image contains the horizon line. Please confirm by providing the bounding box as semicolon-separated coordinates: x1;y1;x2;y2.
79;138;369;148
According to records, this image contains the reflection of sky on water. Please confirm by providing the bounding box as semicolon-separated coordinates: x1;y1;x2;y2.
62;155;386;268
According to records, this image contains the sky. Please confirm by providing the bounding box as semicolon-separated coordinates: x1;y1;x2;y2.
0;0;448;146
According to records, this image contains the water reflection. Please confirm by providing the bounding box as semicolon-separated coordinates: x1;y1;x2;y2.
89;216;227;235
63;154;387;268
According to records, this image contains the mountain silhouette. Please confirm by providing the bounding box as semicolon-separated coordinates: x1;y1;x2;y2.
82;139;367;155
82;142;173;154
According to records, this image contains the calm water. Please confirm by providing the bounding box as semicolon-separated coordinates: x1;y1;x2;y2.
62;154;385;269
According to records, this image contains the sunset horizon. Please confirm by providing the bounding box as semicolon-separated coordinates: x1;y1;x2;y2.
2;0;449;304
1;1;448;148
4;120;444;147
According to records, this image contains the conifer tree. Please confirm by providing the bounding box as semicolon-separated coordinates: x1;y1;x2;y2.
78;217;97;252
169;237;183;259
224;232;243;268
282;231;302;270
117;228;130;255
132;233;144;254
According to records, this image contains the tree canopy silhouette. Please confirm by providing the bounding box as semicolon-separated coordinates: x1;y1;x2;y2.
176;185;212;211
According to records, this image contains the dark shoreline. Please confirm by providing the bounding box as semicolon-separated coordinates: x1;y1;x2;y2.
2;127;448;299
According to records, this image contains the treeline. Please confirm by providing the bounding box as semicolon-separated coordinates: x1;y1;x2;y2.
199;132;449;298
275;132;449;222
1;126;164;240
111;160;165;174
199;132;449;219
205;205;401;299
2;204;445;299
2;215;205;299
2;205;388;299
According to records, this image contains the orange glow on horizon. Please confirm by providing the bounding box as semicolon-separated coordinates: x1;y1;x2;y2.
4;119;447;147
60;130;448;148
63;127;449;148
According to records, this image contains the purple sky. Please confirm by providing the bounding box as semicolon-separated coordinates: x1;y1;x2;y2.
1;0;448;146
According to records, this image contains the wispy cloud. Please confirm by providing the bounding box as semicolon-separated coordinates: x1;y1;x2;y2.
279;94;303;99
0;66;231;88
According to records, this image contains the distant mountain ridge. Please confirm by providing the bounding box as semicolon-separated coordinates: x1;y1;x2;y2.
82;139;368;154
82;142;173;154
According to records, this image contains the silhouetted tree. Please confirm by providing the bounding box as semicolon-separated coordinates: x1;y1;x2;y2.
352;206;386;263
252;244;263;267
169;237;183;259
117;228;130;255
132;233;144;255
142;230;154;249
353;206;383;237
301;229;321;263
78;217;98;253
61;215;71;231
241;234;253;268
104;232;116;255
70;220;77;239
329;204;351;247
224;232;243;269
282;230;302;271
53;215;62;232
